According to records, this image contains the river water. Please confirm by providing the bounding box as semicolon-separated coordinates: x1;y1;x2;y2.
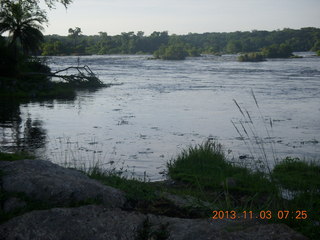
1;53;319;180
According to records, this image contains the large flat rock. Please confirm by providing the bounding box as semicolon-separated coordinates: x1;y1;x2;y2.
0;160;126;208
0;205;307;240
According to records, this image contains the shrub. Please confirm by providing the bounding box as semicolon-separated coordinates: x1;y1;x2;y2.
167;141;274;194
262;43;293;58
154;44;189;60
238;52;265;62
272;157;320;190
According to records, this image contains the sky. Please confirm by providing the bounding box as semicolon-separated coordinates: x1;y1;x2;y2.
42;0;320;36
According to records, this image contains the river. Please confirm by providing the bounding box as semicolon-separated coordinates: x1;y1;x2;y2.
1;53;319;180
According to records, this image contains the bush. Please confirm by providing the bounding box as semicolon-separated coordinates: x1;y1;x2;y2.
0;37;18;77
154;44;189;60
317;50;320;56
262;43;293;58
167;141;274;194
238;52;265;62
272;157;320;190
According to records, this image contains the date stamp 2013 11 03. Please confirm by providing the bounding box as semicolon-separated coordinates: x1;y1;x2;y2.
212;210;308;220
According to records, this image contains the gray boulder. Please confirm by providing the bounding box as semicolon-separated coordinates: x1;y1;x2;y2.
0;160;125;208
0;205;307;240
3;197;27;213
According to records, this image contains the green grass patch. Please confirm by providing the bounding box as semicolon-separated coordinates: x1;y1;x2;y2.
88;169;158;202
272;157;320;190
0;152;34;161
167;141;276;196
166;142;319;238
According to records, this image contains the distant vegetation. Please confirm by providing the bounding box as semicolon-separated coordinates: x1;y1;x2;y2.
153;42;200;60
261;43;293;58
238;43;295;62
39;28;320;59
238;52;265;62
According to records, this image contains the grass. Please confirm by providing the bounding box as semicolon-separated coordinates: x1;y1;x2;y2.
272;157;320;190
229;92;319;238
0;151;34;161
166;141;320;239
89;169;158;202
271;157;320;239
167;141;278;208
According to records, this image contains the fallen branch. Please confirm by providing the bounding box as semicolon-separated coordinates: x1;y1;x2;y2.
24;65;106;88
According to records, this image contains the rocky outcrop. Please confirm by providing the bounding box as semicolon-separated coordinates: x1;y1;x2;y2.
0;205;307;240
0;159;126;208
0;159;308;240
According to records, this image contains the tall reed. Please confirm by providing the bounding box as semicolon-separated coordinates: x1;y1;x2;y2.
231;90;278;174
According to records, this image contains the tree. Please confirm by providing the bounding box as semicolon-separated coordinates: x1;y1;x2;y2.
262;43;293;58
0;0;48;56
154;43;188;60
68;26;82;48
0;0;73;9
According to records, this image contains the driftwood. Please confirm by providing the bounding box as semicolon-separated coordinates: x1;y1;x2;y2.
23;65;106;88
50;65;104;86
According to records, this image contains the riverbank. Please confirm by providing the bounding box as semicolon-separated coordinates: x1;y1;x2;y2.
0;147;319;239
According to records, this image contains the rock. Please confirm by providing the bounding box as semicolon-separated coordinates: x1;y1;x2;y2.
3;198;27;213
0;206;142;240
160;192;213;209
0;205;307;240
227;223;308;240
0;160;126;208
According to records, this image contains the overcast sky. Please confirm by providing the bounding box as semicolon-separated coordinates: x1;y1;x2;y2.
42;0;320;36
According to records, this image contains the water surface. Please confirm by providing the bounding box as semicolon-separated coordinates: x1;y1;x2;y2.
1;53;319;180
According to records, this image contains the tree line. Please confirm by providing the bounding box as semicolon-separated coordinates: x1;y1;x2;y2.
41;27;320;56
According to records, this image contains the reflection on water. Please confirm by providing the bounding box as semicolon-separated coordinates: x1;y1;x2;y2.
0;53;319;180
0;100;46;153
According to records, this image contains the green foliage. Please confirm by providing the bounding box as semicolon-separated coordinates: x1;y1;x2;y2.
0;36;17;76
0;0;47;56
88;170;158;202
317;50;320;56
167;141;274;195
153;44;189;60
272;157;320;190
262;43;293;58
238;52;265;62
271;157;320;239
167;142;319;239
41;40;65;56
38;28;320;56
0;152;34;161
311;40;320;51
226;40;243;53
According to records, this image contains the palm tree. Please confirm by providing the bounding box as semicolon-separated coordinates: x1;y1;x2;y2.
0;0;48;56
